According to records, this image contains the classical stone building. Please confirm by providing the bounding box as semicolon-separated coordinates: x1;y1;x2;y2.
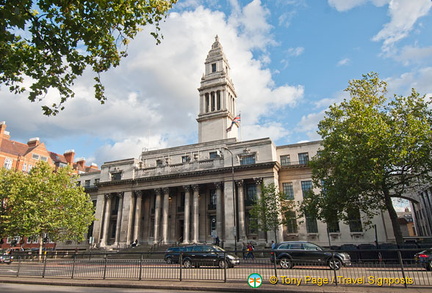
79;36;396;250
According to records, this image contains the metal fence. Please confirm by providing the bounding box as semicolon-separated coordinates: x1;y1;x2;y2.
0;248;431;289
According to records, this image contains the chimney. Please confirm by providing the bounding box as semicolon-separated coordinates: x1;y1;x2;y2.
76;158;86;169
63;149;75;165
27;137;40;147
0;121;10;140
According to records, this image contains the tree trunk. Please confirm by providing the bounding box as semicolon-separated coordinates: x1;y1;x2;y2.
383;191;404;246
38;235;44;262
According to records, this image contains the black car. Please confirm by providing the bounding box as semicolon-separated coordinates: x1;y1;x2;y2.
164;246;185;264
414;248;432;271
270;241;351;270
165;244;240;268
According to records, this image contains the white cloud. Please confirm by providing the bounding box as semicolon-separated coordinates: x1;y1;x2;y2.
372;0;432;54
287;47;304;57
337;58;350;66
328;0;389;11
395;46;432;65
0;3;304;166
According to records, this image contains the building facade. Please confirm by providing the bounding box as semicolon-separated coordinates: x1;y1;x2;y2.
80;36;397;250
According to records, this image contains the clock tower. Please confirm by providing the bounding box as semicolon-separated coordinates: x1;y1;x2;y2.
197;36;239;143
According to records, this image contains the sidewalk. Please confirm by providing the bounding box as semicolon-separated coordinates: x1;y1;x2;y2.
0;276;431;293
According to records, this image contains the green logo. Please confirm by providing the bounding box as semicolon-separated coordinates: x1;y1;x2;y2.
247;273;263;288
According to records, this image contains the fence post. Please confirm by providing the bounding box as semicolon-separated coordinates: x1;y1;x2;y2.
103;253;108;280
223;251;227;283
179;252;183;282
139;253;143;281
397;249;408;289
272;249;278;279
331;251;338;286
42;252;48;278
16;255;21;278
71;253;76;279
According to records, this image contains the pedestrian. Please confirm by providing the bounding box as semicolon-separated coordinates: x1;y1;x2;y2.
271;240;276;250
246;242;254;260
215;236;220;246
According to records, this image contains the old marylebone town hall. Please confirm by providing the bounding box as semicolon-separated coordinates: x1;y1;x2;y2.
75;36;396;251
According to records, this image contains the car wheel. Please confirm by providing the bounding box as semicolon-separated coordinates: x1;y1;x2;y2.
426;261;432;271
166;257;172;264
218;259;227;269
329;258;342;270
279;257;293;269
183;259;192;268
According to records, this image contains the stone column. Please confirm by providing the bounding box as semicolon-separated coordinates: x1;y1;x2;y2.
192;184;200;243
133;191;143;242
153;189;162;244
101;194;112;247
215;182;223;240
254;178;266;241
237;180;246;241
114;192;124;247
120;191;134;247
223;180;235;245
162;187;170;244
92;193;105;247
183;185;191;244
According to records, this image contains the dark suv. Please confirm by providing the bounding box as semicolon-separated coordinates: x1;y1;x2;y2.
164;246;184;264
165;245;240;268
270;241;351;270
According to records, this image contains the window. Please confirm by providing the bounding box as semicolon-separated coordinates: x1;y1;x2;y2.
156;159;163;167
22;163;27;172
211;63;216;72
111;172;121;181
301;181;313;198
282;183;294;200
240;155;255;165
245;183;257;205
247;212;257;234
348;209;363;233
211;92;215;111
209;189;216;209
205;93;209;112
94;179;100;185
285;210;298;233
182;155;190;163
4;158;12;169
280;155;291;166
209;151;220;159
209;215;216;234
305;213;318;233
32;154;40;160
298;152;309;164
84;180;91;187
40;156;48;162
327;220;340;233
217;91;221;110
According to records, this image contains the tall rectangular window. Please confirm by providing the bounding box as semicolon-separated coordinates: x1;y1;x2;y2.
327;220;340;233
348;209;363;232
245;183;257;205
285;210;298;233
4;158;12;169
211;63;216;72
280;155;291;166
305;213;318;233
282;182;294;200
298;152;309;164
301;180;313;198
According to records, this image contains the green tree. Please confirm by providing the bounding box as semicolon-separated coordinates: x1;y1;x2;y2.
249;183;293;243
1;0;178;115
0;161;95;255
301;72;432;245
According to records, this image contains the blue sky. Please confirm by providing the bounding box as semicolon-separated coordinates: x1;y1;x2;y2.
1;0;432;175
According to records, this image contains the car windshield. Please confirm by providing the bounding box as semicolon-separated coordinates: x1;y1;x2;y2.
213;246;225;252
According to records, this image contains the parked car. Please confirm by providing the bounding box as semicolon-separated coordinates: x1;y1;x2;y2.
270;241;351;270
414;248;432;271
165;244;239;268
164;246;185;264
0;254;13;264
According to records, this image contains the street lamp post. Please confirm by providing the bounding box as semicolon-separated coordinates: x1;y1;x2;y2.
223;147;238;253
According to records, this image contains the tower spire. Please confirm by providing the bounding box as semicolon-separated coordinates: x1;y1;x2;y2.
197;36;238;143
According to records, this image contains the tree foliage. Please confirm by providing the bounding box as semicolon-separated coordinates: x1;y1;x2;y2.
249;183;294;243
0;161;95;253
300;72;432;245
0;0;178;115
